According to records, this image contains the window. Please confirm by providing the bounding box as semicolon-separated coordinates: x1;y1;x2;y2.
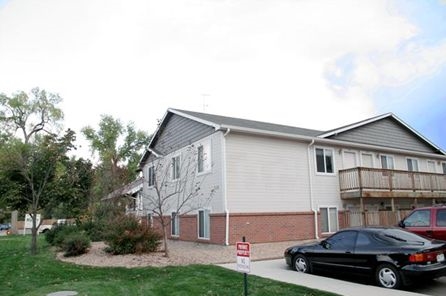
404;209;431;227
320;207;338;233
171;212;179;236
198;209;210;239
442;162;446;174
171;155;180;180
148;166;155;187
325;230;356;250
316;148;334;174
436;209;446;227
197;142;211;174
147;213;153;228
380;155;394;169
406;158;419;172
427;160;436;173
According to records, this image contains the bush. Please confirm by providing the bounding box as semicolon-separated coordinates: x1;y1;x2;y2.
62;232;91;257
78;220;105;242
104;215;161;255
45;224;79;246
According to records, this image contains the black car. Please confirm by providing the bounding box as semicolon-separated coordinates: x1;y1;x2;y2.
284;227;446;289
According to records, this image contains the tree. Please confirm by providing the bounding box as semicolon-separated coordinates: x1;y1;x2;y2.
82;115;150;200
0;87;63;144
143;144;217;257
0;130;76;254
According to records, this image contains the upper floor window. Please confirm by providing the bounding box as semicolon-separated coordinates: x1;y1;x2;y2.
171;155;180;180
442;162;446;174
380;155;394;170
148;166;155;187
406;158;419;172
197;141;211;174
316;148;334;174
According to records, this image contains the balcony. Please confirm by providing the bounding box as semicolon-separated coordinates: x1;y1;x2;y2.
339;167;446;199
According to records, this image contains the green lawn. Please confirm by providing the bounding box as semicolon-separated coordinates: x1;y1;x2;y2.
0;235;336;296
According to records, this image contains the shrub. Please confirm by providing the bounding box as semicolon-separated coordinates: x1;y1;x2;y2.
104;215;161;255
62;232;91;257
78;220;105;242
45;224;79;246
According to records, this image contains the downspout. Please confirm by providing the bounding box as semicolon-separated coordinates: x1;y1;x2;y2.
307;139;319;239
222;128;231;245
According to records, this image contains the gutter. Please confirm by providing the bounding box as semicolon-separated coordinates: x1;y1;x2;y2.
307;139;319;239
222;128;231;245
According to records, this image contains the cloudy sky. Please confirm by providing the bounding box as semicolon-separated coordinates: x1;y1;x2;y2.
1;0;445;158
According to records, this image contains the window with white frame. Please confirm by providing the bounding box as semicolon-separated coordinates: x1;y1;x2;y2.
147;213;153;228
320;207;338;233
406;158;419;172
380;155;394;169
171;212;179;236
171;155;180;180
198;209;210;239
197;141;211;174
427;160;436;173
315;148;334;174
148;165;155;187
442;162;446;174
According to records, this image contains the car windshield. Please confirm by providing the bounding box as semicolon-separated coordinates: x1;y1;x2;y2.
378;228;429;245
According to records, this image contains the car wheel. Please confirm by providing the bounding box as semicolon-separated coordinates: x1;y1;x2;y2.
293;254;311;273
375;264;401;289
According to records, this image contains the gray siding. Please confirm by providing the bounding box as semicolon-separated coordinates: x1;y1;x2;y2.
153;114;215;155
328;118;437;153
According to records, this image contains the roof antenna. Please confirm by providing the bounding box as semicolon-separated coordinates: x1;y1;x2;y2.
201;93;210;112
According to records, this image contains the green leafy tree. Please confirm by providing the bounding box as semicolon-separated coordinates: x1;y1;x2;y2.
82;115;150;200
0;87;63;144
0;130;76;254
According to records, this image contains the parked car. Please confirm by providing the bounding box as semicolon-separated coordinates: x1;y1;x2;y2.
398;205;446;240
284;227;446;289
0;223;11;236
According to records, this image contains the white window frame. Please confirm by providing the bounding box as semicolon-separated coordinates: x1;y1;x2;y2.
380;154;395;170
406;157;419;172
319;206;338;233
315;147;335;175
147;165;155;187
360;152;374;168
442;162;446;174
197;140;211;175
147;212;153;228
427;160;436;173
197;209;211;240
171;212;179;237
171;155;181;180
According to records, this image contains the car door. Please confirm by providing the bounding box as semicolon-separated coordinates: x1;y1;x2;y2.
401;209;433;238
311;230;358;273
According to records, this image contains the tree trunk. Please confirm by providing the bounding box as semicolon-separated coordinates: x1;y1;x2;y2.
161;220;169;257
30;214;38;255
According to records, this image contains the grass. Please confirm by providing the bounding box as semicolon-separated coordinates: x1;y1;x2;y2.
0;235;336;296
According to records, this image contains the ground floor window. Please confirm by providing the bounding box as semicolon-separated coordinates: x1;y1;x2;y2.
320;207;338;233
198;209;210;239
171;212;179;236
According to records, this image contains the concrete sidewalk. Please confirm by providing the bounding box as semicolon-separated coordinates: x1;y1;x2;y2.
219;259;426;296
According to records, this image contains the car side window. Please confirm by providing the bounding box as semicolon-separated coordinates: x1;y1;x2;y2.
326;231;357;250
355;232;372;249
404;209;431;227
437;209;446;227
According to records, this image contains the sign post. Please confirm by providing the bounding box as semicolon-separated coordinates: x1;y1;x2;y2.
236;236;251;296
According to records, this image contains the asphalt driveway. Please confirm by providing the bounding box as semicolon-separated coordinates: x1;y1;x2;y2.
219;259;431;296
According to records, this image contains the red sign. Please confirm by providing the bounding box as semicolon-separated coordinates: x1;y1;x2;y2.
236;242;251;273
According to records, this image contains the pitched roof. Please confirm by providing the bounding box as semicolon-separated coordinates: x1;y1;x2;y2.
170;108;323;137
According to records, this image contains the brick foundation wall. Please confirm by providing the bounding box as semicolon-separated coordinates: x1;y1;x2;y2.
141;211;323;245
228;212;316;244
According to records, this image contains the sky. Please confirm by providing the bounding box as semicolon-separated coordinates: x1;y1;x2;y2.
0;0;445;159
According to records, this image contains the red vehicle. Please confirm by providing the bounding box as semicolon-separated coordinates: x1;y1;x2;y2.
399;206;446;241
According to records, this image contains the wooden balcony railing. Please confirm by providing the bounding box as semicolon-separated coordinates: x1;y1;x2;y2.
339;167;446;199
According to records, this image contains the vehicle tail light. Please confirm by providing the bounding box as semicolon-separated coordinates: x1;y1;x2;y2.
409;251;441;263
